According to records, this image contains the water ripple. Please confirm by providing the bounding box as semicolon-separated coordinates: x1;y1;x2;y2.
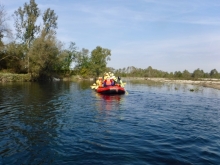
0;82;220;164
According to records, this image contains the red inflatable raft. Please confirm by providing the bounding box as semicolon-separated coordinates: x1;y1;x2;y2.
95;85;125;95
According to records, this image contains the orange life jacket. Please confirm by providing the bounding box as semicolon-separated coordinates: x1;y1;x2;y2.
106;79;112;86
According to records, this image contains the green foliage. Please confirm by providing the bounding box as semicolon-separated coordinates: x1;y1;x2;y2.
28;32;59;79
90;46;111;76
114;66;168;78
182;70;191;79
106;67;115;74
0;72;31;82
1;0;67;80
12;0;59;75
74;48;91;77
55;42;78;74
210;69;219;78
13;0;40;73
2;0;114;80
192;68;204;79
114;66;220;80
42;8;58;35
0;42;27;73
13;0;40;45
174;71;182;78
0;4;12;42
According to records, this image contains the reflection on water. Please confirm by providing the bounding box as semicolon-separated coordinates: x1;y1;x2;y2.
0;82;69;164
0;80;220;165
94;93;125;111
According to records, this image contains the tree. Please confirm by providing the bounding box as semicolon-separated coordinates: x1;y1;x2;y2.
182;70;191;79
174;71;182;78
106;67;115;74
13;0;40;45
13;0;40;73
192;68;204;79
0;4;12;46
0;4;12;70
56;42;78;74
90;46;111;77
42;8;58;36
28;32;59;79
74;48;90;76
0;42;26;72
146;66;153;77
210;69;218;78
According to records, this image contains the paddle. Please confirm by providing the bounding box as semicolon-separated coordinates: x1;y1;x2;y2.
117;76;128;94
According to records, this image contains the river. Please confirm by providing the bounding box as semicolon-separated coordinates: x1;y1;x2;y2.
0;80;220;165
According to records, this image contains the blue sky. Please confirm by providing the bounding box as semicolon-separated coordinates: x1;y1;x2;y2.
3;0;220;73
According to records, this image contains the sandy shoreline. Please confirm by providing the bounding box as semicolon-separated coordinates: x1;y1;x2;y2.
125;77;220;90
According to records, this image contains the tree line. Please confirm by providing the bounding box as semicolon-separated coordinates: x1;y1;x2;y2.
0;0;111;80
113;66;220;79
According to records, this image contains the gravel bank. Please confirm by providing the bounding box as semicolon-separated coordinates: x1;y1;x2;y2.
126;77;220;90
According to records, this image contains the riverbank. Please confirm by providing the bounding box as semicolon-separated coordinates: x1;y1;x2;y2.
1;73;220;90
0;73;92;82
0;73;31;82
125;77;220;90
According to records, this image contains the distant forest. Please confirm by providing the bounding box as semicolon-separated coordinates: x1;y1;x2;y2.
113;66;220;79
0;0;219;80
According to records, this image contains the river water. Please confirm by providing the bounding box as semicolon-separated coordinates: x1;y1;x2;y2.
0;80;220;165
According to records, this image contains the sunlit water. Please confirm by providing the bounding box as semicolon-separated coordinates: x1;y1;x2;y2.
0;81;220;165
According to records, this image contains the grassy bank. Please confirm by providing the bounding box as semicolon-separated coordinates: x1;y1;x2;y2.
0;72;94;82
0;73;31;82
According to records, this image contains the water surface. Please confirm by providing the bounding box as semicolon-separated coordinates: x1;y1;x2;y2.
0;81;220;165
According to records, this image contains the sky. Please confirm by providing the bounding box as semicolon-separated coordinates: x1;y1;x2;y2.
2;0;220;73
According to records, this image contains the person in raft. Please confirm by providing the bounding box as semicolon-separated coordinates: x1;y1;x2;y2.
110;73;117;86
96;77;103;87
103;73;113;87
100;72;124;87
117;76;124;87
103;72;109;80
